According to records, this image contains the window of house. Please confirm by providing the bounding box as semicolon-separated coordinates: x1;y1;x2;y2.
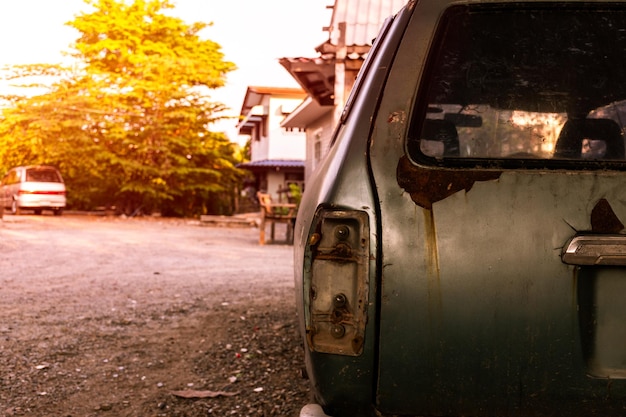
313;129;323;168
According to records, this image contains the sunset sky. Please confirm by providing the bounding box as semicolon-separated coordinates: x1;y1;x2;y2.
0;0;332;143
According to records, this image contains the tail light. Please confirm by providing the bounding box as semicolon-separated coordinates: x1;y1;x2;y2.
304;209;369;356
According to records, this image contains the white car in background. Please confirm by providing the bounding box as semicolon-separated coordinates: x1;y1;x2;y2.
0;165;66;215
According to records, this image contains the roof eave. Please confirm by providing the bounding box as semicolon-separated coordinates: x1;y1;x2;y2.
239;86;306;117
281;97;333;129
279;57;336;106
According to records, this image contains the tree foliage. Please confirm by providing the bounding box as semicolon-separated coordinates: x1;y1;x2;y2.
0;0;243;216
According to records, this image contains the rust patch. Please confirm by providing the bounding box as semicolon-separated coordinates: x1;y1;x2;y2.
396;156;502;209
387;111;405;124
591;198;624;233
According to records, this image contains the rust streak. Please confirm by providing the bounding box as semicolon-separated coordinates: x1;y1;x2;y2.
423;208;441;311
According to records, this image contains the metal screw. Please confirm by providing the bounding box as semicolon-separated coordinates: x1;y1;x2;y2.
330;324;345;339
333;293;347;308
334;225;350;240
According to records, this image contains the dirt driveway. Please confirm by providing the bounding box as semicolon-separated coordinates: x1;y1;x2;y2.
0;214;309;416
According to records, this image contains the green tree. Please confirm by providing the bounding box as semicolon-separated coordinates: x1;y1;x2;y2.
0;0;242;216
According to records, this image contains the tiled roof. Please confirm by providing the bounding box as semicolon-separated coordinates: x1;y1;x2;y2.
325;0;407;48
279;0;408;106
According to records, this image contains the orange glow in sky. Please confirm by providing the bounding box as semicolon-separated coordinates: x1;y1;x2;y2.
0;0;332;143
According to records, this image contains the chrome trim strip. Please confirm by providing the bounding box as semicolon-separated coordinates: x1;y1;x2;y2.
562;235;626;266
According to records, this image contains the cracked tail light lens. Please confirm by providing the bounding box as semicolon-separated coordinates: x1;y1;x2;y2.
305;209;369;356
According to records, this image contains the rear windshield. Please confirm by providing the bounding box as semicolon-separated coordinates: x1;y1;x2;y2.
26;168;62;183
409;4;626;168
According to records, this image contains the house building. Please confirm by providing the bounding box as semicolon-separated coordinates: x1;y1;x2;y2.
279;0;407;182
237;86;307;202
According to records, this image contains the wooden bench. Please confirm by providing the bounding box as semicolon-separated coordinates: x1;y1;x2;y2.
257;192;297;245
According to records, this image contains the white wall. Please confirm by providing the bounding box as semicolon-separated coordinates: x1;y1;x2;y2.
305;112;334;182
266;170;285;200
267;97;306;160
249;97;306;162
268;128;306;160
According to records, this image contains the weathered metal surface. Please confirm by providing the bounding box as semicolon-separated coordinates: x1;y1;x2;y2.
366;1;626;413
379;168;626;415
578;267;626;379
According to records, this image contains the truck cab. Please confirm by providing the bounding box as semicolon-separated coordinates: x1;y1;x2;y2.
295;1;626;416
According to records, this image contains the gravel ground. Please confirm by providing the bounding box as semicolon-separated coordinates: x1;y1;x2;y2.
0;214;310;417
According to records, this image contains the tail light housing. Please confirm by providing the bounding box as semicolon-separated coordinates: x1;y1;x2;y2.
304;209;369;356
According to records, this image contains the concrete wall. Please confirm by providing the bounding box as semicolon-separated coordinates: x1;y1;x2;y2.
249;96;306;162
305;111;335;182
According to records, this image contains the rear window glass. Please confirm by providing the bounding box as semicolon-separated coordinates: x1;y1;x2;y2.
409;4;626;167
26;168;62;183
